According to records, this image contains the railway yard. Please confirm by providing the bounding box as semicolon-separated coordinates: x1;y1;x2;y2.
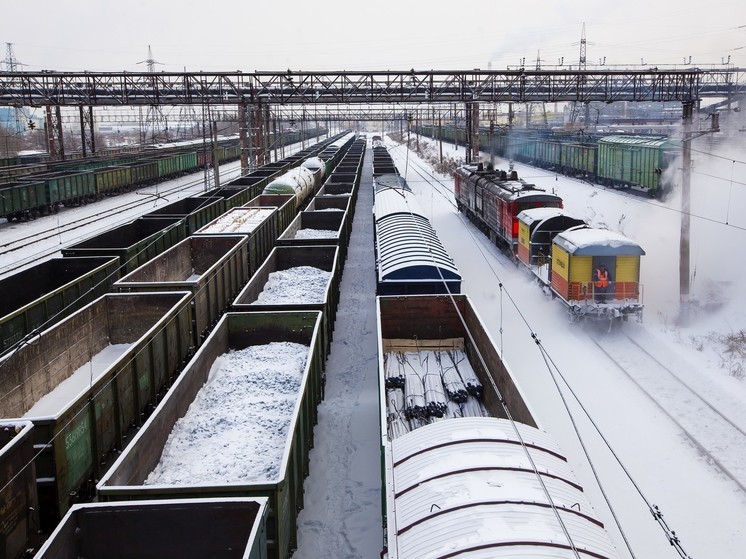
0;131;745;559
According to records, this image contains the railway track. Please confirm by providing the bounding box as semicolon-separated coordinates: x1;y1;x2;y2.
592;330;746;494
0;164;243;276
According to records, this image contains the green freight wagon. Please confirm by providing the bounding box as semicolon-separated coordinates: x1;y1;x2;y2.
0;256;120;357
0;179;47;221
33;498;270;559
0;292;194;531
61;217;188;274
94;165;133;196
96;311;326;559
597;135;679;196
20;170;96;209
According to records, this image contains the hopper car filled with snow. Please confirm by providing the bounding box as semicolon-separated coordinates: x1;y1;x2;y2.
376;294;621;559
96;311;327;559
0;291;194;532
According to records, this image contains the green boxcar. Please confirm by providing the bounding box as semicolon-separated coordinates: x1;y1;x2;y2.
96;311;325;559
597;135;678;195
0;180;46;220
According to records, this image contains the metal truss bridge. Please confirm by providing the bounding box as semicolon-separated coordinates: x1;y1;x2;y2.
1;69;744;108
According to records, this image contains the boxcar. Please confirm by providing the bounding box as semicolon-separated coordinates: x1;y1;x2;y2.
114;235;249;346
597;135;678;196
61;217;188;274
0;292;194;531
0;256;120;356
34;498;269;559
96;311;325;559
0;421;39;559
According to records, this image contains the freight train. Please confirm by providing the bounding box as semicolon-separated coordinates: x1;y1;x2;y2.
372;145;461;295
413;123;680;197
0;127;327;221
0;131;362;559
455;162;645;322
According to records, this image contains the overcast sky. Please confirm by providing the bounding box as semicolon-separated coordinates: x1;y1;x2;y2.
3;1;745;72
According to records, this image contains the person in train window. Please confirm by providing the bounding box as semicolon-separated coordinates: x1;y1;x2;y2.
594;264;610;302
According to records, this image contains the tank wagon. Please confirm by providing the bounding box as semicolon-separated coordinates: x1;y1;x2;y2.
34;498;270;559
376;294;621;559
96;311;326;559
0;256;120;357
0;421;39;559
0;292;194;531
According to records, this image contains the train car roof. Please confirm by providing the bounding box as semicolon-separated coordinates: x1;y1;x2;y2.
385;417;620;559
374;173;410;192
598;135;675;147
517;207;578;226
374;188;425;220
375;214;460;281
554;227;645;256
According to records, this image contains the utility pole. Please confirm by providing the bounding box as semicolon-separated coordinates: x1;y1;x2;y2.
679;103;694;323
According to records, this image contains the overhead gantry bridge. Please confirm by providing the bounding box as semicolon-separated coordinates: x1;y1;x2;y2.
1;68;744;163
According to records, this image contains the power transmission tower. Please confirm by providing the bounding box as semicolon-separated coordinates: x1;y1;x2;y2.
569;24;591;128
137;45;168;145
526;51;547;127
2;43;25;134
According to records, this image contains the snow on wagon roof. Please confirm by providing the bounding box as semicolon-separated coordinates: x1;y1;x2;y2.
517;207;578;226
387;417;620;559
554;227;645;256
